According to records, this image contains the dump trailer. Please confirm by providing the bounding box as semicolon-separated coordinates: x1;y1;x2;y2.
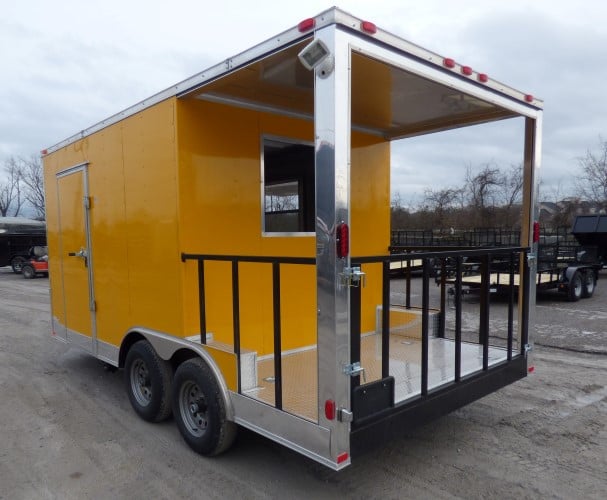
571;214;607;266
42;8;542;469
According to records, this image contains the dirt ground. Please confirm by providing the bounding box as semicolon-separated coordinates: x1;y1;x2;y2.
0;266;605;499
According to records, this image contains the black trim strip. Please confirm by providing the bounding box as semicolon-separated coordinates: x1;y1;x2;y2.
272;262;283;410
381;260;390;378
232;261;241;393
182;253;315;265
421;260;430;396
198;260;207;345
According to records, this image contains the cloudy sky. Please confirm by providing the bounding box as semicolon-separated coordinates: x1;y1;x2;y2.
2;0;606;206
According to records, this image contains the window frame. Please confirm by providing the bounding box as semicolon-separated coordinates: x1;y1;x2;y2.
261;135;315;237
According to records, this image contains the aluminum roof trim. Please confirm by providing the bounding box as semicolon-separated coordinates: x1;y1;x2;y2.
44;6;542;155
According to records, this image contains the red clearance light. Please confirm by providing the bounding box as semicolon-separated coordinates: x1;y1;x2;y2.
528;366;535;374
324;400;336;420
40;149;48;155
525;94;534;103
478;73;489;83
361;21;377;34
443;58;455;69
337;452;349;464
461;66;473;76
336;222;349;259
298;18;315;32
533;221;540;243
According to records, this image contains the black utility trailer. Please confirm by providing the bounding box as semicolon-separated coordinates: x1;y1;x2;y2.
446;220;603;301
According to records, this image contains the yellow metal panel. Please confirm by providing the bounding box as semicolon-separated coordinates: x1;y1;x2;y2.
204;346;238;392
176;99;391;353
44;99;181;351
176;100;317;356
121;100;182;336
57;170;91;338
351;134;391;333
83;125;130;347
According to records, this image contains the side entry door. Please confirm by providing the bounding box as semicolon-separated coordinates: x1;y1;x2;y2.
56;164;96;354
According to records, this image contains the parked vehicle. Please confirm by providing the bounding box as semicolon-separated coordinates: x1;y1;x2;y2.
21;246;49;279
437;220;601;301
0;217;47;272
571;214;607;267
41;7;542;469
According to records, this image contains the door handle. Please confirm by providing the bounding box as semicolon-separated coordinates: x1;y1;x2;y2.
68;247;88;267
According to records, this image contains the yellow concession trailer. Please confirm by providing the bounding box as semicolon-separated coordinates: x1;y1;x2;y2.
42;8;542;469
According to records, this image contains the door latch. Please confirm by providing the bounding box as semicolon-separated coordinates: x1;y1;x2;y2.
339;266;366;288
343;361;366;382
68;247;89;267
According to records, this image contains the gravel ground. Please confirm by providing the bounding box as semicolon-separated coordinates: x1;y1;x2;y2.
0;266;605;499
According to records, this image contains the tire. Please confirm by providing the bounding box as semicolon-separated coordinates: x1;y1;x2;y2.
124;340;173;422
581;271;596;298
172;358;237;456
22;265;36;279
11;256;26;274
567;271;583;302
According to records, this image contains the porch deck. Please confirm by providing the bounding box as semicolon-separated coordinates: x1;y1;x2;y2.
242;334;513;423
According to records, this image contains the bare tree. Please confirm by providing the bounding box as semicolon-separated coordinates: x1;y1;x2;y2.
19;155;46;219
465;163;503;226
0;155;45;219
422;187;461;230
0;158;24;217
576;139;607;210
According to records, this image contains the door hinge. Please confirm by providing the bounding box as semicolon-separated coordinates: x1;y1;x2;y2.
83;196;91;209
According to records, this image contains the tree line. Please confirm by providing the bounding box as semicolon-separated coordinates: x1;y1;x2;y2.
392;138;607;231
0;155;45;219
2;139;606;226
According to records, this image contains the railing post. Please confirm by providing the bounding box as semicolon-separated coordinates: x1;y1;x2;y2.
231;260;241;392
454;256;462;382
272;261;283;410
479;254;490;370
507;251;515;360
382;260;390;378
197;259;207;345
439;258;446;338
405;256;412;309
421;259;430;396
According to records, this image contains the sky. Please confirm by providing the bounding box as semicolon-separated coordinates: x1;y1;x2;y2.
2;0;606;207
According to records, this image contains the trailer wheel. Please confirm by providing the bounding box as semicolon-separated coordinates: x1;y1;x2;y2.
581;271;596;298
125;340;173;422
567;271;583;302
22;264;36;279
11;256;26;273
172;358;236;456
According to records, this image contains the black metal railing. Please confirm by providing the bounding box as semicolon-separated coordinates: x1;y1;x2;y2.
350;246;529;407
181;252;315;408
